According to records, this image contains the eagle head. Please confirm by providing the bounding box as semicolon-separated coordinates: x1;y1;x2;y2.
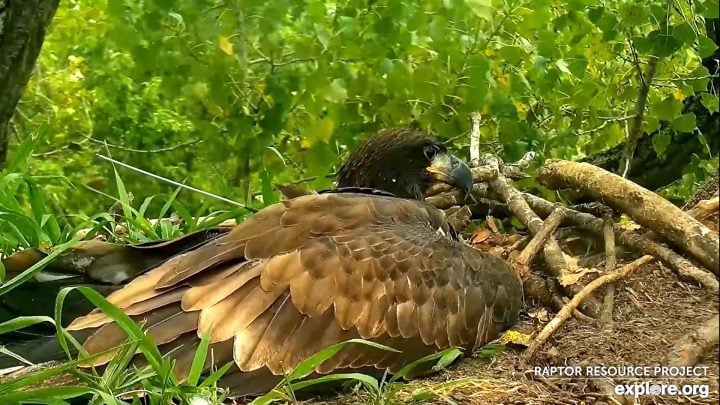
336;128;473;200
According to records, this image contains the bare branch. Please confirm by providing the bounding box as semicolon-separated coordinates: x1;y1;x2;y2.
524;193;720;293
620;50;658;177
537;160;719;274
469;112;482;167
599;214;618;331
515;208;565;266
489;172;602;317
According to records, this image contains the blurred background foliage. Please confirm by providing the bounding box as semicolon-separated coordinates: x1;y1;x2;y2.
4;0;719;231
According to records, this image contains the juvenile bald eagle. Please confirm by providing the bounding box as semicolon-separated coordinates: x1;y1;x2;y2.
1;128;522;395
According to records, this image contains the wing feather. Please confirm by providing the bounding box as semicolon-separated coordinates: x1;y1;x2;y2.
68;193;522;391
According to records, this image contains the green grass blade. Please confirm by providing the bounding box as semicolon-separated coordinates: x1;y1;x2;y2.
0;315;56;335
252;373;380;405
287;339;399;382
390;347;464;383
0;236;79;297
0;386;93;403
197;362;234;388
159;187;183;219
58;286;165;372
187;330;211;386
0;346;34;366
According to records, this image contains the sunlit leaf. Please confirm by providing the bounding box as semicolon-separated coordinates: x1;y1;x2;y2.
218;35;233;55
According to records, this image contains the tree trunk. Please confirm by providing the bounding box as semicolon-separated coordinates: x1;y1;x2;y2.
0;0;60;168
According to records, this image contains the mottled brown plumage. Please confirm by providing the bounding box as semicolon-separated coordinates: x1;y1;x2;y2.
68;193;521;395
8;128;522;395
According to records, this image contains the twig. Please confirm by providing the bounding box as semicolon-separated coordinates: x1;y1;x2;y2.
522;256;654;362
86;136;201;153
577;115;636;136
620;52;658;177
599;214;618;331
524;193;720;294
664;315;720;366
95;154;257;212
469;112;482;167
515;208;565;266
537;160;719;274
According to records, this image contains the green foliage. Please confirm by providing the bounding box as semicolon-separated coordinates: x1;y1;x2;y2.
6;0;716;222
0;287;232;404
252;340;464;404
0;293;471;404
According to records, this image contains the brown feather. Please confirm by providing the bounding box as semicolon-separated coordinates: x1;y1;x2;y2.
181;261;261;311
66;190;521;394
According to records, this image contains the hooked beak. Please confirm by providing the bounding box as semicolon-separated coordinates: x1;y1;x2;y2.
426;153;474;194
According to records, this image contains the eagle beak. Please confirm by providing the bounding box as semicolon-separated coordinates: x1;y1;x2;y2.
427;153;474;193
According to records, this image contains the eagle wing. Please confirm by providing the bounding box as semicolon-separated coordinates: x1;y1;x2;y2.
68;192;521;394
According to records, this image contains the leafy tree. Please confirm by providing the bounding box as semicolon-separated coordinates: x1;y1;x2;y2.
6;0;719;219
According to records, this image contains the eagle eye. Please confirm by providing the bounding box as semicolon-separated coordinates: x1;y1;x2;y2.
423;145;439;160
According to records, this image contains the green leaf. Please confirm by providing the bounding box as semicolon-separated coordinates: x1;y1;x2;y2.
326;79;348;103
465;0;494;21
498;46;524;65
60;286;166;371
698;36;719;58
699;0;719;18
391;347;463;382
647;30;683;57
286;339;399;382
308;117;335;143
596;13;620;40
701;92;720;113
653;97;683;120
198;362;234;388
3;131;42;174
671;23;696;44
555;59;571;75
431;347;464;371
644;116;660;134
686;67;711;92
0;315;56;335
0;237;79;297
671;113;697;132
619;3;649;26
652;132;671;156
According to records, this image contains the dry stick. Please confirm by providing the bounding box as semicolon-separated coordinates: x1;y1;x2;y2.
522;255;654;363
516;208;565;266
524;193;720;294
664;314;720;366
537;160;719;274
599;214;617;332
469;112;482;167
510;207;592;321
489;174;602;317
